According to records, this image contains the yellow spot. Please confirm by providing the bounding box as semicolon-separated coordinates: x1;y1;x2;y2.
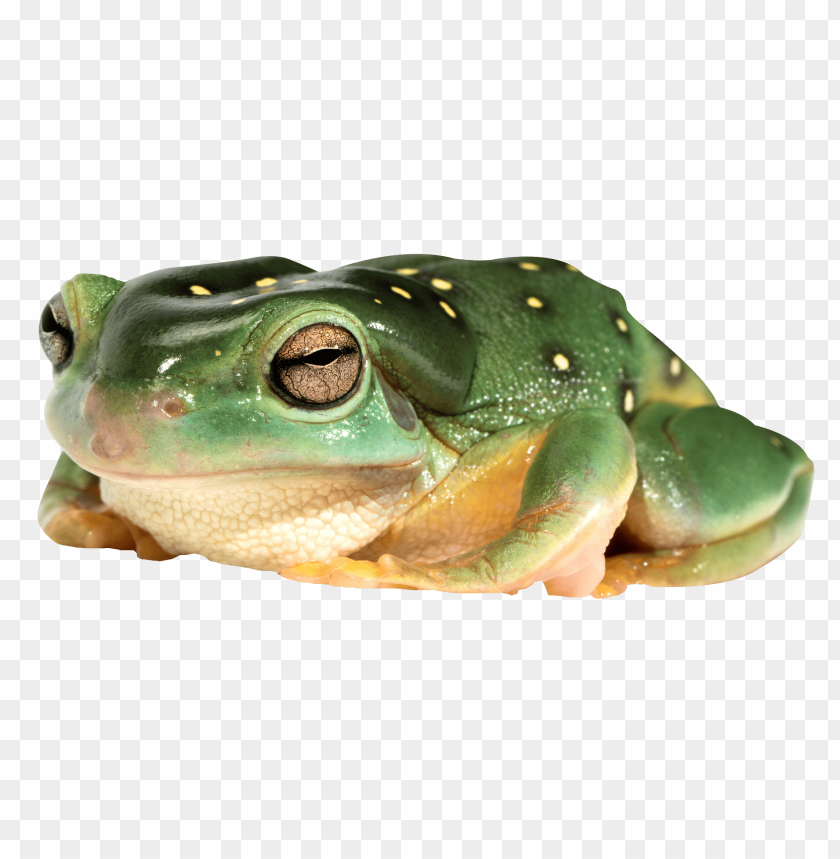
771;436;783;448
255;277;277;287
439;301;456;318
190;285;211;295
553;353;570;370
519;262;540;271
396;268;418;275
230;298;246;305
526;297;543;308
374;298;382;304
624;389;634;413
292;279;308;284
670;356;682;377
215;350;221;356
616;318;628;333
391;286;412;299
566;264;579;272
431;278;453;291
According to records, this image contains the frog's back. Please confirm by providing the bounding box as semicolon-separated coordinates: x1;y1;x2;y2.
347;255;716;449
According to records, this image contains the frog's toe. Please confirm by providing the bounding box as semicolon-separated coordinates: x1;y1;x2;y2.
280;556;422;590
543;551;607;598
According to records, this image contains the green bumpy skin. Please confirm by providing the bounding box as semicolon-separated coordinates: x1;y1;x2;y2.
37;255;813;598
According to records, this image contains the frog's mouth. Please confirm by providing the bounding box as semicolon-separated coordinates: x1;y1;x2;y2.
76;455;430;492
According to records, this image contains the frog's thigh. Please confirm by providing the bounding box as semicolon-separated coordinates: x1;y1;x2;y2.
39;452;176;561
282;409;637;597
597;403;814;597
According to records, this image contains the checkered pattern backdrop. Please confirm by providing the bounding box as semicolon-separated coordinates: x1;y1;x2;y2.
2;2;836;857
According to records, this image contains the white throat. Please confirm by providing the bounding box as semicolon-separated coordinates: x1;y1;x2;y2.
99;472;419;571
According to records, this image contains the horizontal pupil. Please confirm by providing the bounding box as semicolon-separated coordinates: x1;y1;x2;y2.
301;348;345;366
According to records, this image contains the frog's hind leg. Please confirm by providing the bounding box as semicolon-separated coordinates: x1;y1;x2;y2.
594;403;814;598
39;452;176;561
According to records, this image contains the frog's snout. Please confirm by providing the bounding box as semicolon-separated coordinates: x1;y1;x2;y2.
84;384;190;463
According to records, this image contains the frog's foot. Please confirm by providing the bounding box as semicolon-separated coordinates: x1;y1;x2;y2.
39;453;176;561
45;505;176;561
592;404;814;598
281;408;638;597
281;507;619;595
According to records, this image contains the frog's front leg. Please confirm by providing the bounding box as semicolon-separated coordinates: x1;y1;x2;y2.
39;452;176;561
281;409;637;597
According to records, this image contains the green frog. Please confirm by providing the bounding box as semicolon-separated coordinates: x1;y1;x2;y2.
37;255;813;598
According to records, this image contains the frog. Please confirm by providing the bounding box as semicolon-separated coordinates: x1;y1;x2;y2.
37;254;814;598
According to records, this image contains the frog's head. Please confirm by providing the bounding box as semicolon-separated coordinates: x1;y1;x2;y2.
40;256;476;489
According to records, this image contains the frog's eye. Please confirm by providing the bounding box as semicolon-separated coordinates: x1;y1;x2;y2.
39;293;74;368
270;323;361;406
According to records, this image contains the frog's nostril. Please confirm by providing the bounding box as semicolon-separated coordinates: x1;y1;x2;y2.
139;394;188;421
160;397;185;417
39;293;74;367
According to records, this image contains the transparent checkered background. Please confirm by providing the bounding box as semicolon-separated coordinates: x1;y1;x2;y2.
1;3;836;857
